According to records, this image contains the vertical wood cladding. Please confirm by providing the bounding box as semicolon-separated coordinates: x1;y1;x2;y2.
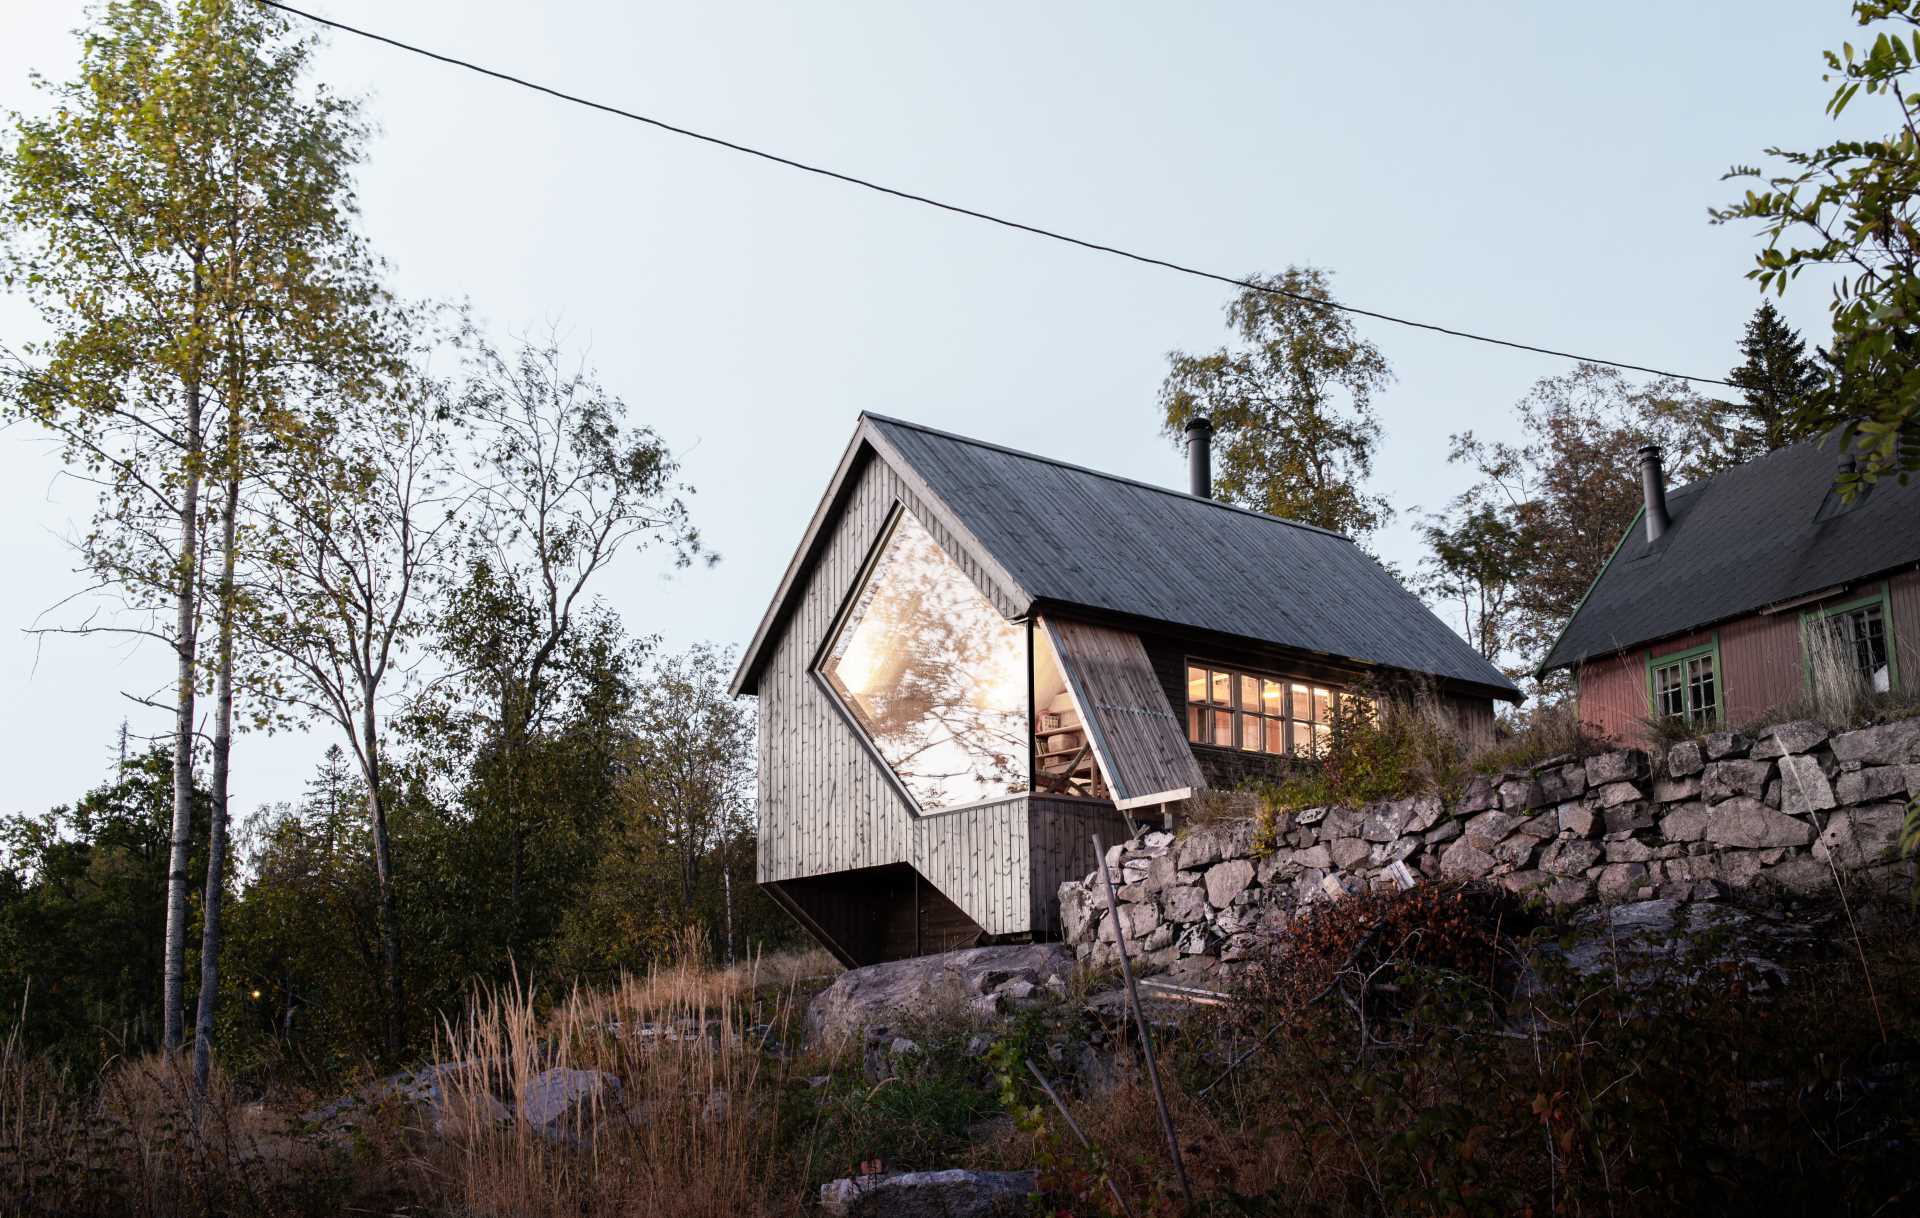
1575;569;1920;742
756;450;1030;931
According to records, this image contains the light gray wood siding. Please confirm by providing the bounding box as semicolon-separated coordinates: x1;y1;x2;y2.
755;449;1034;935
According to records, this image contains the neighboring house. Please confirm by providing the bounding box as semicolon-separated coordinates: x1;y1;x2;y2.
1539;438;1920;743
731;413;1520;965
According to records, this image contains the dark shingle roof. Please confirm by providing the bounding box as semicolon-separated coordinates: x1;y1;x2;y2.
861;414;1518;698
1539;436;1920;673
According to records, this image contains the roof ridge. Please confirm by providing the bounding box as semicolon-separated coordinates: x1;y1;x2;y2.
859;411;1352;541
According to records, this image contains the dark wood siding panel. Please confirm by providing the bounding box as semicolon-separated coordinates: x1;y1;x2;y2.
1027;797;1134;938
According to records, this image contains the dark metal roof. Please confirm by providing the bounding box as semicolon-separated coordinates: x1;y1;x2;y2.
732;412;1518;699
1539;435;1920;673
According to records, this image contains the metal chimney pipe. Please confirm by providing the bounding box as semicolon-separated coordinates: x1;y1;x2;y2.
1185;416;1213;499
1637;444;1670;544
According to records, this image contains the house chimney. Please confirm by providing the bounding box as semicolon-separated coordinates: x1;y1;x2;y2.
1185;416;1213;499
1637;444;1670;544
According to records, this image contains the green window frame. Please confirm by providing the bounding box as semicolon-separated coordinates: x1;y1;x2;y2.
1800;584;1900;694
1646;635;1721;728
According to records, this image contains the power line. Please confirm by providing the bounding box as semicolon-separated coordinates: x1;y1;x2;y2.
255;0;1736;389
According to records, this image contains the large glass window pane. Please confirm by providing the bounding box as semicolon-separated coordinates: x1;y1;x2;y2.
1654;662;1685;719
1261;679;1283;715
1238;712;1262;751
1186;665;1207;703
1212;709;1233;747
821;512;1028;810
1211;671;1231;705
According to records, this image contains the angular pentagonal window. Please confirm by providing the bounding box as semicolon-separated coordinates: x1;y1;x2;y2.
821;509;1030;811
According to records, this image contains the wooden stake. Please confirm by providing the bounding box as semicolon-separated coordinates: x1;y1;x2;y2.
1093;833;1193;1209
1026;1058;1137;1218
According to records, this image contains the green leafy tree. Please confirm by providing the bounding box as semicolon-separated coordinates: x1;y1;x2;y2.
554;645;757;972
0;0;389;1074
1712;0;1919;487
0;749;208;1067
421;328;707;960
1415;503;1529;672
1159;267;1394;541
249;367;460;1060
1440;365;1729;673
1725;301;1829;459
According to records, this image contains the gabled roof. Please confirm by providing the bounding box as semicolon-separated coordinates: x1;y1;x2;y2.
1539;435;1920;674
732;413;1521;700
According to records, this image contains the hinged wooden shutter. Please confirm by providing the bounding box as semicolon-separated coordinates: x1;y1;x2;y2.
1041;617;1206;809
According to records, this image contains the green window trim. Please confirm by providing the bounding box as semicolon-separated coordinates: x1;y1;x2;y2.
1799;582;1901;692
1645;634;1722;727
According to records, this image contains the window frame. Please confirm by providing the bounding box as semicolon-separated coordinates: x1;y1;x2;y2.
1182;657;1343;758
1644;635;1721;728
811;502;1035;818
1799;584;1901;694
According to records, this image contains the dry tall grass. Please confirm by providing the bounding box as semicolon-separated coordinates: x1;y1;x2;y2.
0;945;840;1218
427;948;824;1218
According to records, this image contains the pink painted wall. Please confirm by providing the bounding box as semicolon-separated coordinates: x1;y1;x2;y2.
1572;568;1920;743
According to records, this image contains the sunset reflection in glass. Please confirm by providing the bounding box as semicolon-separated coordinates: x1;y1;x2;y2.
821;511;1030;810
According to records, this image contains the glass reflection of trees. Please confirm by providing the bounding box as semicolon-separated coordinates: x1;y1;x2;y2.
821;511;1030;810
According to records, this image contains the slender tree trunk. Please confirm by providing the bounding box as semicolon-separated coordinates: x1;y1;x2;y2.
162;373;206;1056
361;703;402;1061
192;455;240;1096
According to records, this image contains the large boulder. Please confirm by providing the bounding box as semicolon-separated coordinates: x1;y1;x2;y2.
1752;720;1830;758
806;944;1073;1044
1704;798;1814;849
519;1068;619;1133
1203;859;1254;908
1702;759;1771;805
1775;754;1836;815
821;1170;1037;1218
1530;898;1810;990
1830;720;1920;767
1813;803;1908;869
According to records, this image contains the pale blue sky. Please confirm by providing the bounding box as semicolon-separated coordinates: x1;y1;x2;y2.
1;1;1854;818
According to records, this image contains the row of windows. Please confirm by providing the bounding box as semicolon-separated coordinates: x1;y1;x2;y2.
1648;601;1893;726
1184;663;1348;757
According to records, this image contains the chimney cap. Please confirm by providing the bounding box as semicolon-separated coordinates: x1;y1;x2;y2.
1637;444;1663;460
1184;415;1214;435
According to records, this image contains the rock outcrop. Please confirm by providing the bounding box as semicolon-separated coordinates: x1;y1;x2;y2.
807;943;1073;1044
820;1169;1037;1218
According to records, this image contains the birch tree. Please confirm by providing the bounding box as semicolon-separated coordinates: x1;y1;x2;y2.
250;371;458;1058
0;0;388;1059
425;329;709;959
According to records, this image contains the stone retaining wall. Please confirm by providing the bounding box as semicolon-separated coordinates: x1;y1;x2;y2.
1059;717;1920;985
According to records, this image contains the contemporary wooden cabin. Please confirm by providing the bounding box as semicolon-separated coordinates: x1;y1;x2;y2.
731;414;1520;965
1539;438;1920;742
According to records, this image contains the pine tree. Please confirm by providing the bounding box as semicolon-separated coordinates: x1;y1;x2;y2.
1725;301;1826;460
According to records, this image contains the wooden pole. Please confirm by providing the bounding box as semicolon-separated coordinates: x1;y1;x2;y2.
1093;833;1192;1209
1026;1058;1137;1218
